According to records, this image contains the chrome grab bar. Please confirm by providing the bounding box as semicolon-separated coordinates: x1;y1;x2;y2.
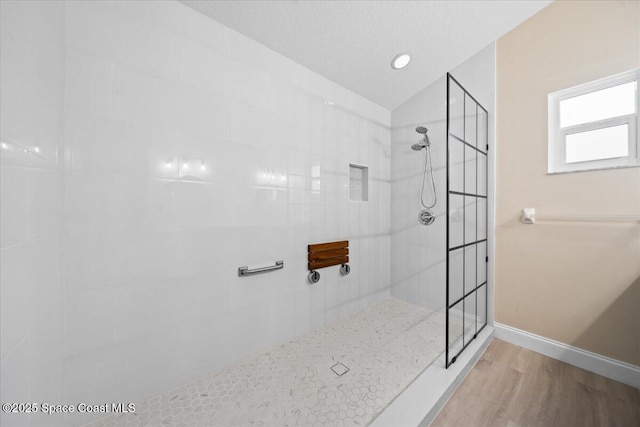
537;214;640;222
238;260;284;277
522;208;640;224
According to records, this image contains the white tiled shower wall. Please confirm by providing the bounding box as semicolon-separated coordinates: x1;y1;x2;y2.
0;1;390;425
390;45;495;314
0;2;66;427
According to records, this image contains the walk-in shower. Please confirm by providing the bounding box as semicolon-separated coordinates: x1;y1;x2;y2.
86;72;493;425
0;0;496;424
412;126;438;226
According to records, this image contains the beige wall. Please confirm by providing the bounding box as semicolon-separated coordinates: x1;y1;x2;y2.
496;0;640;366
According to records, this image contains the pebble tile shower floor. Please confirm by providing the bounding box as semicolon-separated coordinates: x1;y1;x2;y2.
89;298;461;426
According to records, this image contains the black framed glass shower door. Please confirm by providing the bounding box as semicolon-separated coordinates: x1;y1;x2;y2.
446;73;488;368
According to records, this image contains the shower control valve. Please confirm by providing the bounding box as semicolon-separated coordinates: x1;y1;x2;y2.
419;209;436;225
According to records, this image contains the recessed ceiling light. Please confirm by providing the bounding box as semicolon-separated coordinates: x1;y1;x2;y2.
391;52;411;70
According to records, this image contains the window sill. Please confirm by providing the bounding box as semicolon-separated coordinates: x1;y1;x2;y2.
547;163;640;175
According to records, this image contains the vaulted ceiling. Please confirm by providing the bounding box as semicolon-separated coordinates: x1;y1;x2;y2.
180;0;551;110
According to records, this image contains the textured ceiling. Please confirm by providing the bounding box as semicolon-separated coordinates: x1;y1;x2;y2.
179;0;551;110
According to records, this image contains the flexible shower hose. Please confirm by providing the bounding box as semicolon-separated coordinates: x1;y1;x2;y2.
420;144;437;209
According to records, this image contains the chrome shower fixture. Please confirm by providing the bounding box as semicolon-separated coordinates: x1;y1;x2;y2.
411;126;431;150
411;126;437;224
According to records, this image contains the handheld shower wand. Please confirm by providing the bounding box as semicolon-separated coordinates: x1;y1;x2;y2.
411;127;437;224
411;126;431;151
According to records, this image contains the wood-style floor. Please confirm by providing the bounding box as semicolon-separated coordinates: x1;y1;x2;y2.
431;339;640;427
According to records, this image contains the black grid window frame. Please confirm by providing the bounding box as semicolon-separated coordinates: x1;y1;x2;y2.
445;73;489;368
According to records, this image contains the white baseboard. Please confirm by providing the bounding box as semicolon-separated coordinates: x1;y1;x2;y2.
494;322;640;389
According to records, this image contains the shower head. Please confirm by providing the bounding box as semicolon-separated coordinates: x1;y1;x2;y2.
411;125;431;150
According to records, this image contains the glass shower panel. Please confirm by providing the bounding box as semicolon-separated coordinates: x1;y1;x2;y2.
446;73;489;368
477;198;487;240
478;108;488;151
449;248;464;305
463;292;477;344
464;196;476;244
464;245;476;293
477;241;487;286
450;139;464;193
477;155;487;196
464;94;477;147
448;299;464;364
477;286;487;328
464;146;477;194
449;81;465;140
449;194;464;248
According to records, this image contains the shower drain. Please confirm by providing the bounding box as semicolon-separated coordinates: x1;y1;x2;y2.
330;362;350;377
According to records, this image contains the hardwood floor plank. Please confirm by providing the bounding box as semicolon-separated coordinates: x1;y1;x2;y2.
431;339;640;427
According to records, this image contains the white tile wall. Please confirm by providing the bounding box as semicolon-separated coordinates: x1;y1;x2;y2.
1;1;65;427
1;1;390;426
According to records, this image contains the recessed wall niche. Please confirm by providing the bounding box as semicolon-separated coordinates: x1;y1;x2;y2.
349;164;369;201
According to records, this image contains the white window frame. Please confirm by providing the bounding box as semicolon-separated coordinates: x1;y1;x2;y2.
548;69;640;174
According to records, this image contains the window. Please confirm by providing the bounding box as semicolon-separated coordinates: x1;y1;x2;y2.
548;69;639;173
